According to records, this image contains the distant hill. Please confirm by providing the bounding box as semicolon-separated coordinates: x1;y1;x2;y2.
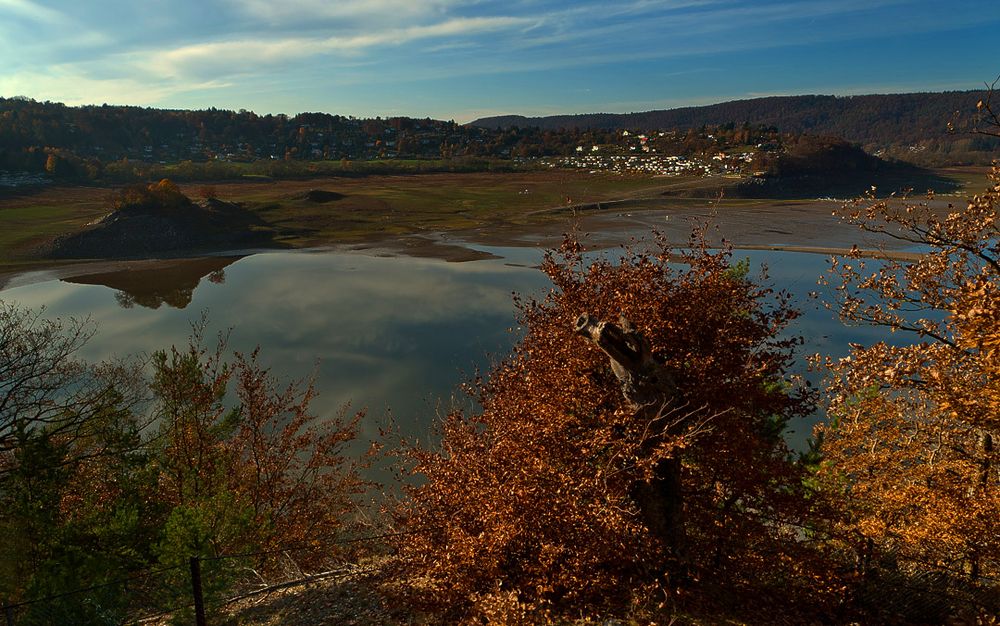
471;91;998;162
2;90;995;182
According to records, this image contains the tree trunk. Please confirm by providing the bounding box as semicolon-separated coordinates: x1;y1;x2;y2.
574;313;686;561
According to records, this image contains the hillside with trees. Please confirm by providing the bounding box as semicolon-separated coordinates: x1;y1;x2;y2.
733;134;957;198
0;89;995;187
472;90;1000;165
48;179;275;258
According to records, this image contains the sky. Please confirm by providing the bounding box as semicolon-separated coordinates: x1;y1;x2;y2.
2;0;999;122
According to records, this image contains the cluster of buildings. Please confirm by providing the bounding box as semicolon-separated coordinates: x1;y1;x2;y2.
0;171;50;187
539;151;755;177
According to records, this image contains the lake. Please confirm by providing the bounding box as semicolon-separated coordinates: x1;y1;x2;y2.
0;239;893;454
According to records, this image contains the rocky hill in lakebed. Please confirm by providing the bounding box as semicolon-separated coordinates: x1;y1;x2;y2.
50;182;277;259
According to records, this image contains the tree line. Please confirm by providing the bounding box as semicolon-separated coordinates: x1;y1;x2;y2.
471;90;1000;166
2;92;992;187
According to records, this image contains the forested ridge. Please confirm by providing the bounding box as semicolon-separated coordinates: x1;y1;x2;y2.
1;89;997;183
473;90;1000;165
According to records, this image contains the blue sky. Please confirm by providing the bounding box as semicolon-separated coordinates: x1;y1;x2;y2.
2;0;999;122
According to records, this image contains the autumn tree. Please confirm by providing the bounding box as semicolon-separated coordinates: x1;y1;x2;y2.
110;178;190;212
0;309;366;619
0;303;148;620
387;231;830;623
149;331;367;572
0;303;145;466
817;162;1000;606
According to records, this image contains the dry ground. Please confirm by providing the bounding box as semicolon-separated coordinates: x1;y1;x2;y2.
0;166;987;281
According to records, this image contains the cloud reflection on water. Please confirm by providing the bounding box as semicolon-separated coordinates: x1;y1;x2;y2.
0;245;898;452
1;250;549;445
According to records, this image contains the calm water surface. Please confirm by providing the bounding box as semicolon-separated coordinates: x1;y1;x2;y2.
0;243;892;450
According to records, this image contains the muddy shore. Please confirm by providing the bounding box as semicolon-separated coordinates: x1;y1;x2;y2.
0;199;931;292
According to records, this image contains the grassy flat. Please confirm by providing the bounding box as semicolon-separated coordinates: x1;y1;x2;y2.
0;170;714;261
0;166;978;270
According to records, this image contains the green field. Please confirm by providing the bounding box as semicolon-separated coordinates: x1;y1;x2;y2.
0;192;109;260
0;170;723;264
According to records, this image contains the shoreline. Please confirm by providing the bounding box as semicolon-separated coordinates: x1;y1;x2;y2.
1;167;973;289
0;236;919;293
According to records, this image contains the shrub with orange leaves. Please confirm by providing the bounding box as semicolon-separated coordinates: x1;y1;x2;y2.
149;332;368;570
387;230;828;623
819;165;1000;603
111;177;190;213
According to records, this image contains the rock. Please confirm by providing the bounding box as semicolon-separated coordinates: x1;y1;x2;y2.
49;198;275;259
302;189;345;203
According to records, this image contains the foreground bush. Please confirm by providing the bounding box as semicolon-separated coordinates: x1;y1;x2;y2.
388;231;836;623
819;165;1000;621
0;314;365;623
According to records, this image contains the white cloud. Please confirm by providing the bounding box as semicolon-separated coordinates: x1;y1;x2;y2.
145;16;534;79
226;0;468;24
0;0;65;24
0;66;230;106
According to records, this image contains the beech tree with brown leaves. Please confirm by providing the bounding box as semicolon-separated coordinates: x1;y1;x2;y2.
818;163;1000;605
387;231;830;623
0;313;366;620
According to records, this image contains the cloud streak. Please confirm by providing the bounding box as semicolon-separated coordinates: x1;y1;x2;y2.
0;67;231;107
0;0;64;24
226;0;469;24
145;16;536;79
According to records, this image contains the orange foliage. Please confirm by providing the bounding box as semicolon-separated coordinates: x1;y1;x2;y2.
387;230;830;622
820;166;1000;585
111;177;189;212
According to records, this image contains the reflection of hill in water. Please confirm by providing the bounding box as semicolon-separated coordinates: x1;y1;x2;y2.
63;257;240;309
